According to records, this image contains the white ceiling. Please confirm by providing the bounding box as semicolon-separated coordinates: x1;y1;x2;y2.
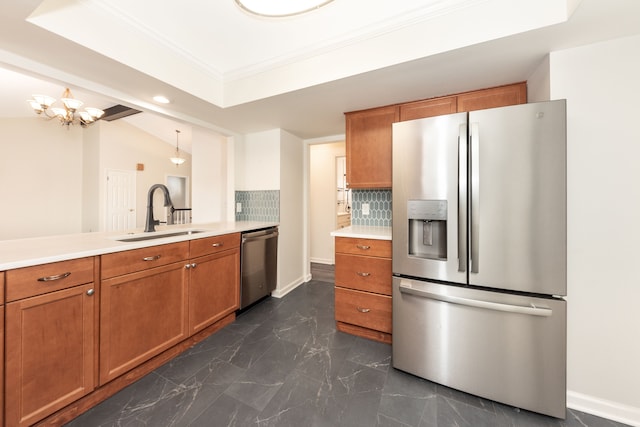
1;0;640;149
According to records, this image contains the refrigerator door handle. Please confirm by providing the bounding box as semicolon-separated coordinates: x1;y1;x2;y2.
398;281;552;317
458;124;468;273
470;122;480;274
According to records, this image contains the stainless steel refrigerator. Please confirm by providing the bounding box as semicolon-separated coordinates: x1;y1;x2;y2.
392;100;567;419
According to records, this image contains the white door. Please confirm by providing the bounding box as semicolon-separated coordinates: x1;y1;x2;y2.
106;169;136;232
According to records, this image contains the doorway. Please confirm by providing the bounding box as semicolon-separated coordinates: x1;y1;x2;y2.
166;175;190;224
309;141;345;265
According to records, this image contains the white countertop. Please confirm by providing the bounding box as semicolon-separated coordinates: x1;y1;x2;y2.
330;225;392;240
0;221;278;271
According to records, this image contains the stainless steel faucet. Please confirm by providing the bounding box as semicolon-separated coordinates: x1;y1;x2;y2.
144;184;174;232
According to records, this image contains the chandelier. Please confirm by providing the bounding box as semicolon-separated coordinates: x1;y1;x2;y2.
27;87;105;127
170;129;185;166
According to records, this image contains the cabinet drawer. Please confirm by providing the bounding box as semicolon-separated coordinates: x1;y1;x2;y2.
335;287;391;334
190;233;240;258
101;241;189;278
335;237;391;258
335;253;391;295
6;257;95;302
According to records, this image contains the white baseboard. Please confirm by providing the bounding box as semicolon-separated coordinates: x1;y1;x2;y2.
271;275;306;298
310;257;333;265
568;391;640;426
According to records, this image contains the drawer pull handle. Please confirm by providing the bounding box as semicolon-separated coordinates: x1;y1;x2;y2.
356;307;371;313
86;288;95;296
356;272;370;277
211;242;223;247
37;272;71;282
142;255;161;262
356;245;371;250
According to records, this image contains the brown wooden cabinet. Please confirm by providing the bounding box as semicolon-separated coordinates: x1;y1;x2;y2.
457;82;527;112
334;237;392;344
4;258;97;427
344;82;527;189
345;105;399;189
188;233;241;334
399;95;457;122
99;242;189;384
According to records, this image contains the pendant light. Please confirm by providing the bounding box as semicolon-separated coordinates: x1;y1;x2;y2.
170;129;185;166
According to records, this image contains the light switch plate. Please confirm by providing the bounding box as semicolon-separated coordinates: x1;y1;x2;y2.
362;203;370;215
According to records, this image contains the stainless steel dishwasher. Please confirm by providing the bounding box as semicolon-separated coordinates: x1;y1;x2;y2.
240;227;278;309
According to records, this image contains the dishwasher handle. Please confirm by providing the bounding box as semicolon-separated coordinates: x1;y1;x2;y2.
242;228;278;243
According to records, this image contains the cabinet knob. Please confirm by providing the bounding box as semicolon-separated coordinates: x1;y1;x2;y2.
191;263;197;269
86;288;95;296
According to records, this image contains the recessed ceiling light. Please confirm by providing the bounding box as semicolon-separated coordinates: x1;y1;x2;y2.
153;95;170;104
235;0;334;17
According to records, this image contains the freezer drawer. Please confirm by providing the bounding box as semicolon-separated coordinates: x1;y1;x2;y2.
392;277;566;419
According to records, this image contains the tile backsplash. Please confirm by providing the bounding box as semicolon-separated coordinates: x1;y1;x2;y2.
235;190;280;222
351;189;392;227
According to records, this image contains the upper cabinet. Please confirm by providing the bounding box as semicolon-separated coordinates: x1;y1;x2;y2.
399;95;457;122
345;82;527;189
456;83;527;112
345;105;399;189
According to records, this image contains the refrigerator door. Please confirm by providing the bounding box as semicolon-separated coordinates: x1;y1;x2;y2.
392;112;468;284
392;277;567;419
469;100;566;295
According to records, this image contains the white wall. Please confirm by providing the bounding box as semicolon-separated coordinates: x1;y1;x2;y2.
277;129;305;295
309;141;345;264
551;35;640;425
192;127;228;223
0;118;84;239
527;54;551;103
235;129;280;191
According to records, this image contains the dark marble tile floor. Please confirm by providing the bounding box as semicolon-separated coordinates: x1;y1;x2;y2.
65;279;629;427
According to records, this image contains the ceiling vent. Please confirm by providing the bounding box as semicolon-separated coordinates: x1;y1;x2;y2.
100;104;142;121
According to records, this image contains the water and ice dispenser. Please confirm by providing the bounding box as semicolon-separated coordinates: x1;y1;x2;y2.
408;200;447;260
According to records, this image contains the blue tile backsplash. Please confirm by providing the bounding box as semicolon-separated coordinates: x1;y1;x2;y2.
235;190;280;222
351;189;392;227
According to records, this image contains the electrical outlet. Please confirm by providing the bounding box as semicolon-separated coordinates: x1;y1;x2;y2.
236;202;242;213
362;203;370;216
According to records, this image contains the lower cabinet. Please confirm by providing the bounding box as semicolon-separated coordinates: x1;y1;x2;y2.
5;283;96;427
334;237;392;344
188;248;241;334
1;234;243;425
99;261;188;384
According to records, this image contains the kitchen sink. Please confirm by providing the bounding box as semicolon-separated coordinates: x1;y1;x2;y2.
114;229;205;242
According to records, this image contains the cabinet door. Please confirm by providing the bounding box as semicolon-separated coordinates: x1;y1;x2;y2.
6;284;96;427
189;248;240;334
457;82;527;112
345;105;399;189
100;262;188;384
399;96;457;121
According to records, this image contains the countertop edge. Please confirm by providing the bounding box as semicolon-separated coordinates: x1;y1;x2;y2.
0;221;278;271
330;225;392;240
